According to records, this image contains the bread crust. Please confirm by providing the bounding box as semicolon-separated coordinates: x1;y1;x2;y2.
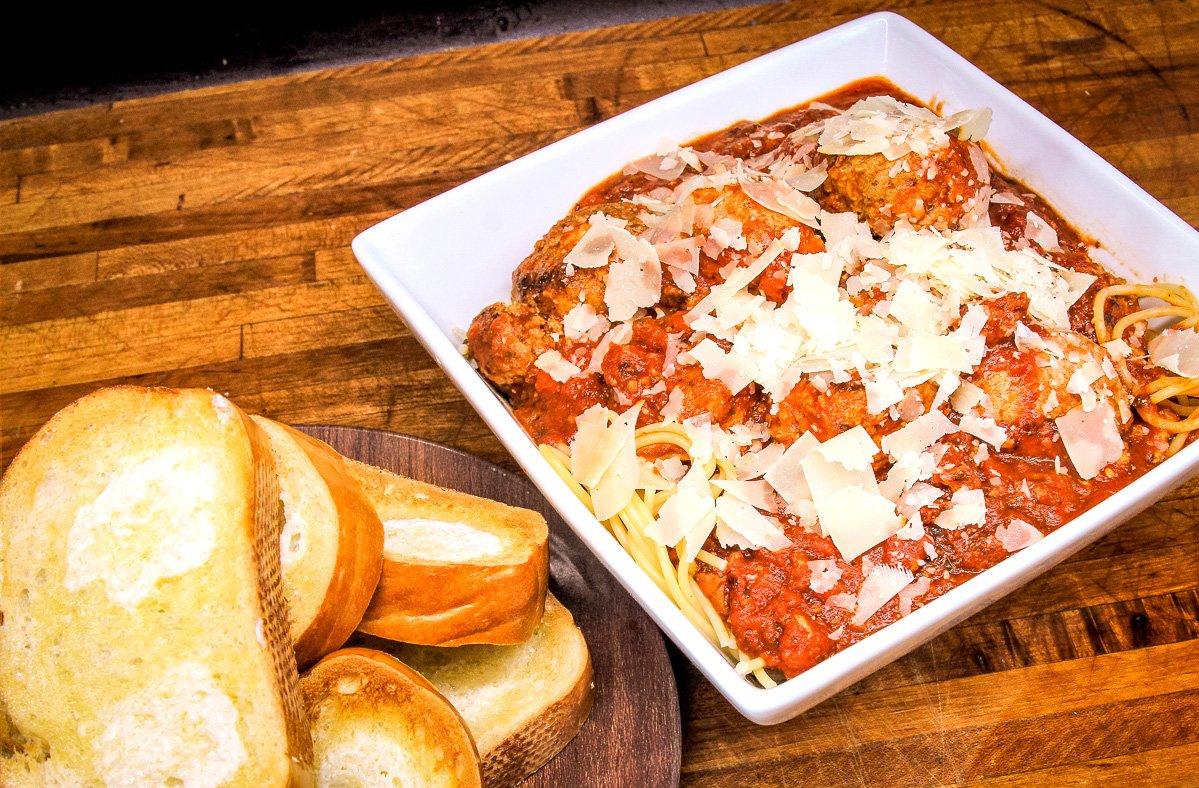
240;409;317;781
346;460;549;646
301;648;482;787
260;420;385;667
481;644;594;786
374;594;595;786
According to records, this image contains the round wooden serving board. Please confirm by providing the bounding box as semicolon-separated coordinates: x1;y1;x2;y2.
298;425;682;787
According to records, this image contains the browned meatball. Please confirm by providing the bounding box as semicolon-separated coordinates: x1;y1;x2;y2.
666;363;737;424
465;302;556;393
970;328;1132;433
820;138;986;235
770;379;880;445
512;201;646;320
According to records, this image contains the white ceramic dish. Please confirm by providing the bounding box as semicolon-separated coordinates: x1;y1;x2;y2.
352;12;1199;724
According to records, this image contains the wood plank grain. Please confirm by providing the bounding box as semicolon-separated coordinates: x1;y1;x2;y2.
976;738;1199;786
1;253;313;326
96;212;389;279
1;1;1197;784
682;639;1199;772
0;251;96;293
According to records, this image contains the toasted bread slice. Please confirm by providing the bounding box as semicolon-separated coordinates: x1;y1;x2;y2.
0;386;311;785
372;593;593;785
252;417;384;667
301;648;482;787
345;459;549;646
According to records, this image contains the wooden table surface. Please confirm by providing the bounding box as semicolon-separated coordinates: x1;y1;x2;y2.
2;1;1198;784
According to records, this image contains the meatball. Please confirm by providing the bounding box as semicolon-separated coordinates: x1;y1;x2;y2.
465;302;555;393
970;327;1132;433
693;185;825;303
771;379;881;445
820;138;987;235
665;364;738;424
512;200;646;320
771;377;936;446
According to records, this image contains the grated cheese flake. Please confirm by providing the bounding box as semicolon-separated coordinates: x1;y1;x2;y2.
995;518;1044;552
852;564;916;626
1056;402;1124;480
714;496;791;552
1149;328;1199;377
533;350;581;383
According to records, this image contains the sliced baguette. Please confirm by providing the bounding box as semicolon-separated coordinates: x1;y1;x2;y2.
301;647;482;787
368;593;593;785
345;459;549;646
0;386;311;785
252;417;384;667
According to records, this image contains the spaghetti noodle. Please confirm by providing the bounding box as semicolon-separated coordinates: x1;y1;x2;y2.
1093;283;1199;455
540;422;778;687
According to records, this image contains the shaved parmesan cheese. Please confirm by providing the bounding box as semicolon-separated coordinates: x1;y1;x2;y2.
661;387;685;423
895;513;925;541
796;428;902;560
966;143;990;184
656;457;687;484
934;487;986;530
890;279;949;332
573;405;641;520
564;212;626;269
735;441;787;480
763;432;819;507
879;450;935;502
812;426;879;472
570;405;623;487
714;496;791;551
931;372;961;409
787;160;829;192
631;152;687;181
1056;402;1124;480
646;463;716;561
685;240;784;324
894;333;972;375
604;240;662;322
688;338;755;394
814;96;990;161
818;485;904;561
1066;360;1105;409
563;303;606;341
656;237;701;275
951;380;991;416
852;564;915;626
959;414;1007;448
898;482;944;516
1149;328;1199;377
807;559;842;593
881;410;958;459
637;461;673;492
738;174;820;227
533;350;580;383
1013;322;1048;354
897;576;931;616
1024;212;1059;251
711;478;777;512
828;593;857;611
995;518;1044;552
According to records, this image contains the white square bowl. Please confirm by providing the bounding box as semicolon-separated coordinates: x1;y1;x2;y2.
352;12;1199;724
